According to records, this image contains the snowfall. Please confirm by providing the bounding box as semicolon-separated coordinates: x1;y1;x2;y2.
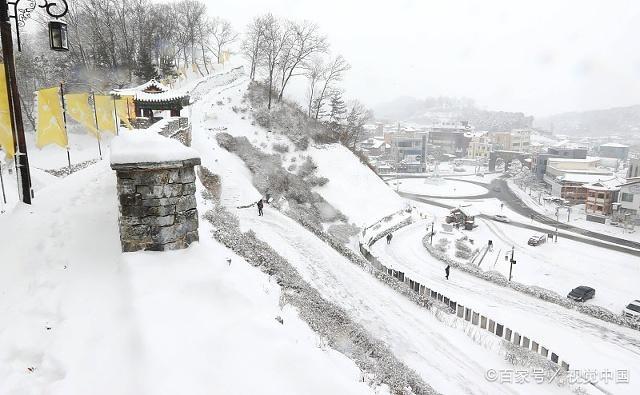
1;65;640;395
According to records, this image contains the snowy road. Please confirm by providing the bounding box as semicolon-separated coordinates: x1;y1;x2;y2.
235;206;568;395
372;220;640;394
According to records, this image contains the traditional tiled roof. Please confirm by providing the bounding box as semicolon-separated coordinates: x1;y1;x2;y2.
112;79;170;95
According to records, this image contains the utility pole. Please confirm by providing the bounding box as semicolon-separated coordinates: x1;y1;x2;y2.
430;221;435;244
0;0;33;204
508;246;516;281
554;227;558;242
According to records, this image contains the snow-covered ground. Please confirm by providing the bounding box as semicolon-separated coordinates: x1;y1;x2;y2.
0;69;384;395
428;215;640;313
371;220;640;395
391;177;489;197
311;145;406;226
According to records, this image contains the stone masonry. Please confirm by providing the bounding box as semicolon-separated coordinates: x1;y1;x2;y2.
111;158;201;252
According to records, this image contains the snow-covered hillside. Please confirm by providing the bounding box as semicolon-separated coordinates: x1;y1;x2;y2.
189;69;578;395
0;69;383;395
310;145;405;226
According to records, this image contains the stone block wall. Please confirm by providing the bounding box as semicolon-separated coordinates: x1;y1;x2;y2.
111;158;201;252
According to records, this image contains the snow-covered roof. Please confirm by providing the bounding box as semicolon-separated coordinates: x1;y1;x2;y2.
556;173;613;184
452;204;480;217
112;79;170;95
584;176;625;191
135;90;189;103
110;129;200;165
600;142;629;148
547;157;598;163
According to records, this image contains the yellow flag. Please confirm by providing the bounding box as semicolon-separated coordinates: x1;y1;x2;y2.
115;97;133;129
65;93;98;136
36;86;67;149
0;64;14;158
94;95;116;134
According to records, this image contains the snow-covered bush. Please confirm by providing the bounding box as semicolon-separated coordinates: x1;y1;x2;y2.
435;238;450;253
245;82;337;149
327;223;360;244
272;142;289;153
454;238;475;260
297;157;318;178
216;132;348;228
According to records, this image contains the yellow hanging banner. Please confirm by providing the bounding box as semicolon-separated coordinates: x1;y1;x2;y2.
65;93;98;136
126;96;136;119
0;64;14;158
36;86;67;149
94;95;116;134
115;97;133;129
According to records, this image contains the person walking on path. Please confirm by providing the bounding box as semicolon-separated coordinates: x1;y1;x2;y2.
386;233;393;244
257;198;264;216
445;264;450;280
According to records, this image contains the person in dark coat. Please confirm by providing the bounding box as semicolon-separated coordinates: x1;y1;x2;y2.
257;198;264;216
445;264;450;280
386;233;393;244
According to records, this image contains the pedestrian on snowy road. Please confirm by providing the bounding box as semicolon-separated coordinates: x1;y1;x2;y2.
445;264;450;280
257;198;264;216
386;233;393;244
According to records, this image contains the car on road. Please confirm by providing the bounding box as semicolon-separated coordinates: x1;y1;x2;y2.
492;186;501;193
493;214;510;223
567;286;596;302
527;234;547;246
623;300;640;320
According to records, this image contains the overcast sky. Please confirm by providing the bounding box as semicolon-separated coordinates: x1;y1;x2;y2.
213;0;640;116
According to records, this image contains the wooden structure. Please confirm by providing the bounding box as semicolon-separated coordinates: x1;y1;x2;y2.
446;205;479;230
112;79;190;118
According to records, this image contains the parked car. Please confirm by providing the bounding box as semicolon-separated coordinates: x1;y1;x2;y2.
493;214;510;223
623;300;640;320
527;235;547;246
567;286;596;302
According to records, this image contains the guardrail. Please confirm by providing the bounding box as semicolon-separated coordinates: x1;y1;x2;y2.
359;225;571;372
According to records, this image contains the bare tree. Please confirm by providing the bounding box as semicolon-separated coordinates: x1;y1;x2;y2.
276;20;328;101
242;16;267;81
208;17;238;64
258;14;292;109
313;55;350;120
343;100;371;150
305;55;324;117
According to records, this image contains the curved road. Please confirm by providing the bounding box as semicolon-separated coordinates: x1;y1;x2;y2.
392;174;640;255
372;220;640;395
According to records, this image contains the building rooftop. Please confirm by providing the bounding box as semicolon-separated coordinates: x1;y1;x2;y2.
600;143;629;148
585;176;625;191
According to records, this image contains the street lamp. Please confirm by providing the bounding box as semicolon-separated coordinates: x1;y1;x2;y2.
0;0;69;204
48;20;69;51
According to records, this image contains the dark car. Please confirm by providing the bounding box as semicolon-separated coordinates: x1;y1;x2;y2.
527;235;547;246
567;286;596;302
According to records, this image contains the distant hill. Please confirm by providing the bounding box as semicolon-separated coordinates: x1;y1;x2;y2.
535;105;640;136
373;96;533;132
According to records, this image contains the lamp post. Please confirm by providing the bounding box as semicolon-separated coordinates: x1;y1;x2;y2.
508;246;516;281
0;0;69;205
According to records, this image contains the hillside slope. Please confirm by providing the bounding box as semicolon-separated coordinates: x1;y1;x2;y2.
190;69;570;395
0;68;379;395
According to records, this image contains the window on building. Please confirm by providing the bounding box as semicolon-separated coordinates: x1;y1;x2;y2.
621;192;634;202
